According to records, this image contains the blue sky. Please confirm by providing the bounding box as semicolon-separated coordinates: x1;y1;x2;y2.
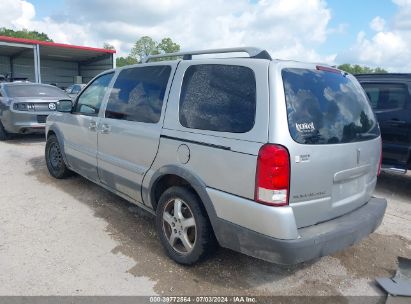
324;0;396;54
1;0;410;71
29;0;62;16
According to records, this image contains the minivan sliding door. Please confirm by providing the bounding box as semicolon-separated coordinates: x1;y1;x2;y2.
97;65;172;203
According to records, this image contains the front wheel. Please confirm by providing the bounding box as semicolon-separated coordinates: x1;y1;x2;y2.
45;135;72;179
156;186;217;265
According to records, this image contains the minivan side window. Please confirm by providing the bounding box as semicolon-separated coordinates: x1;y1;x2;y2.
179;64;256;133
74;73;114;115
361;83;408;111
105;65;171;123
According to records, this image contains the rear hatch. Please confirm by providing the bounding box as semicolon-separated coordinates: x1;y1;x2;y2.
277;65;381;228
12;97;61;112
6;84;69;113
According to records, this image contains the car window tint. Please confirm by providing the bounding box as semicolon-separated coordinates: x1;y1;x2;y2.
5;85;68;98
361;83;408;111
105;66;171;123
282;68;380;144
179;64;256;133
75;73;114;115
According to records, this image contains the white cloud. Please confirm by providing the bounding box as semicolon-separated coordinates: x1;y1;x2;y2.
337;0;411;71
370;16;386;31
0;0;336;63
0;0;35;28
355;30;407;65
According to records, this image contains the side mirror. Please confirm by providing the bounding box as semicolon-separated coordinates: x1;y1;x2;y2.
56;99;73;112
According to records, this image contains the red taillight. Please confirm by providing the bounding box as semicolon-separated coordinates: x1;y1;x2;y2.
255;144;290;206
378;139;382;176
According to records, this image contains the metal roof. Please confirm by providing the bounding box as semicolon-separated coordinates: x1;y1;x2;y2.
0;35;115;62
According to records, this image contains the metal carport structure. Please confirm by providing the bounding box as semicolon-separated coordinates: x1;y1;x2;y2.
0;36;116;88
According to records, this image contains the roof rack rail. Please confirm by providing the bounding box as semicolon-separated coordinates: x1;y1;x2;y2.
142;47;272;63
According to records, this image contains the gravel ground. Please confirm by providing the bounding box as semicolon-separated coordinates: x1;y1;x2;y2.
0;135;410;297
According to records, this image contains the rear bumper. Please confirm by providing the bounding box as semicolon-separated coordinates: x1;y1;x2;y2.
1;109;50;134
215;197;387;264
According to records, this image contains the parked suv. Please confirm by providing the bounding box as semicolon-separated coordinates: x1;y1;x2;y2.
45;47;387;265
356;73;411;173
0;82;70;140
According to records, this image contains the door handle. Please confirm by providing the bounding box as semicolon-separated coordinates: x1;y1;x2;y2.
100;124;111;134
89;120;97;132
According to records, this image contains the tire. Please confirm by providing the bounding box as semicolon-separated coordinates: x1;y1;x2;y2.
0;120;9;141
45;135;72;179
156;186;217;265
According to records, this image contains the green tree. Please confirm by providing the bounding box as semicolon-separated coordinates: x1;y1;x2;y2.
130;36;158;62
104;43;132;67
116;36;181;67
337;63;387;74
129;36;180;63
103;43;115;50
373;67;388;73
116;56;138;67
0;27;53;42
157;37;180;53
156;37;180;61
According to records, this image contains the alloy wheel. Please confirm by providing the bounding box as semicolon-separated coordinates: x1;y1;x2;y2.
162;198;197;254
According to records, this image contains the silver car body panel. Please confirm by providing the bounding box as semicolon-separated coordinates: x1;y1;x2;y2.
148;59;269;201
46;54;383;257
0;84;68;134
269;61;380;228
207;187;299;239
58;113;101;181
48;71;115;182
96;62;178;202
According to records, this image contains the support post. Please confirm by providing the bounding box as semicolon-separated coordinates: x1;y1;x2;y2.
9;56;13;79
33;44;41;83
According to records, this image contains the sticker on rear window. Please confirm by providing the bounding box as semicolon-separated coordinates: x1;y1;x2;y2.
296;122;315;133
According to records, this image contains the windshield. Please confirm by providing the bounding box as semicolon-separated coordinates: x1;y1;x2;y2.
282;68;380;145
5;85;68;98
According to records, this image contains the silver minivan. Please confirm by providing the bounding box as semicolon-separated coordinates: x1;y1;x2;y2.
45;47;387;265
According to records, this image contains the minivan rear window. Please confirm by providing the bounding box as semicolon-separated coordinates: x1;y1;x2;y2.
282;68;380;145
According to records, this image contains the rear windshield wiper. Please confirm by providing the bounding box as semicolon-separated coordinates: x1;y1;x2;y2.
355;133;377;140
